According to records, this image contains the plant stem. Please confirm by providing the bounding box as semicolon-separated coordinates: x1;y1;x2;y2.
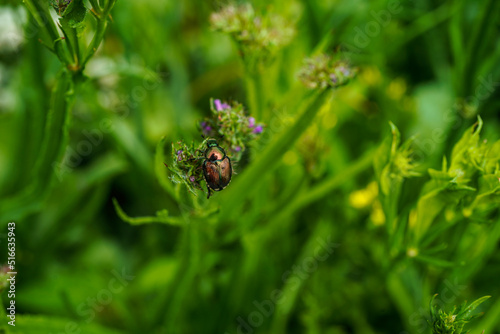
245;69;265;120
82;0;117;68
83;18;107;66
24;0;73;65
462;0;498;96
219;89;331;218
285;148;375;216
252;147;375;240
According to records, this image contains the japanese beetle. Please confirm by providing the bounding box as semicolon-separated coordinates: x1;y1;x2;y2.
202;139;232;199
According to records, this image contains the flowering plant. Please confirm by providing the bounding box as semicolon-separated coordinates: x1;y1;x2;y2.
298;53;357;90
167;99;264;197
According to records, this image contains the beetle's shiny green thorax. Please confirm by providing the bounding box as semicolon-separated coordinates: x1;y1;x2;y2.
206;139;219;148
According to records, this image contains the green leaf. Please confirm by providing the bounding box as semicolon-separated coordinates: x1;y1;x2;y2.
460;296;491;319
484;139;500;174
430;294;439;320
415;255;459;268
0;69;74;222
375;122;420;234
414;180;475;242
449;116;483;182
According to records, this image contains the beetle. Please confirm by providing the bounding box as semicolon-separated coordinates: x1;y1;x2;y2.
202;139;232;199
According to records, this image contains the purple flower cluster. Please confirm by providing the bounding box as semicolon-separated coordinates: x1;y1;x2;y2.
247;116;263;134
253;125;263;134
214;99;231;111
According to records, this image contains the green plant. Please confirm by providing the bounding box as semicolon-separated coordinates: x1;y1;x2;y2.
0;0;117;224
430;295;490;334
1;0;500;333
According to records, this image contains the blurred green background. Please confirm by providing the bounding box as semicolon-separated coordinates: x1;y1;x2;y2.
0;0;499;333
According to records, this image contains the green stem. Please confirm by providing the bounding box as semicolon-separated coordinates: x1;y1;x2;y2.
285;148;375;216
113;198;184;226
252;148;375;242
88;0;101;14
82;0;116;68
245;69;265;120
218;89;331;218
24;0;73;65
449;1;465;94
83;18;107;67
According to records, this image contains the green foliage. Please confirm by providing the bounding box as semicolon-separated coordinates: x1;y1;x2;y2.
24;0;116;72
430;295;490;334
414;118;500;243
1;0;500;333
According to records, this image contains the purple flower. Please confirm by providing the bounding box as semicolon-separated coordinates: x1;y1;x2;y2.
189;176;196;182
176;150;183;155
177;155;183;161
234;146;241;152
203;126;212;135
201;121;207;128
248;117;255;128
221;102;230;110
214;99;223;111
253;125;263;134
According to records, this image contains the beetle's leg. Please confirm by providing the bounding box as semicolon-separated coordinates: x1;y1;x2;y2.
206;186;212;199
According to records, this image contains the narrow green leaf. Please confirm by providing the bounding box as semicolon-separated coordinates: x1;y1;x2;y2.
0;69;74;222
461;296;491;318
112;198;184;226
415;255;458;268
476;296;500;333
